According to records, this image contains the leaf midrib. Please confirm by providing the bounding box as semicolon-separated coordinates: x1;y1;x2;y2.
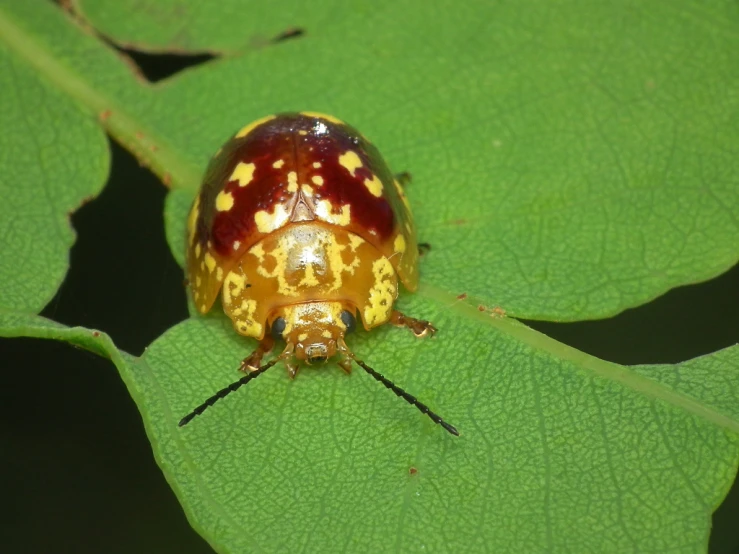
1;2;735;437
0;3;201;190
421;283;739;434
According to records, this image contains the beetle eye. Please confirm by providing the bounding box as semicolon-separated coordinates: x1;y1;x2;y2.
340;310;356;334
271;317;286;340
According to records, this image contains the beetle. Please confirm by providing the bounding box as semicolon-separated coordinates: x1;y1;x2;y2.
180;112;457;435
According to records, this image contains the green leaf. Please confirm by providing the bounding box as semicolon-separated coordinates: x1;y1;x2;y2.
2;309;738;552
0;33;108;312
75;0;739;320
71;0;385;53
1;0;739;552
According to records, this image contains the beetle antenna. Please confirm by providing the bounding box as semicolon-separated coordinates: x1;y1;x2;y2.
352;357;459;436
179;359;279;427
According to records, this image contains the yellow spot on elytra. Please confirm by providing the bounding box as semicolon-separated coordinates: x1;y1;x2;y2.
194;243;201;258
394;234;406;254
223;272;247;310
216;267;224;281
298;130;308;136
187;196;200;245
204;253;216;273
338;150;362;176
324;231;361;292
315;200;351;226
298;333;308;342
272;159;285;169
364;257;397;326
195;276;201;286
312;162;322;169
193;291;199;300
301;184;314;196
249;243;265;262
215;190;234;211
251;236;300;297
200;261;205;271
311;175;324;186
230;162;256;187
348;234;363;251
301;112;344;125
233;240;241;251
235;115;276;138
200;303;207;312
363;174;383;197
231;297;262;337
255;204;290;233
322;330;332;338
287;171;298;193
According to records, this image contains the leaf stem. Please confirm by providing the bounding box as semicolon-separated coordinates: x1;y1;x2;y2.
420;283;739;435
0;3;201;190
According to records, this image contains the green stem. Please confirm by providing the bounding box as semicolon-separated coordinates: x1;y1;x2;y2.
0;3;201;190
420;283;739;435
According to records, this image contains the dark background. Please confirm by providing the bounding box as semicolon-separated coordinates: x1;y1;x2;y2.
1;52;738;553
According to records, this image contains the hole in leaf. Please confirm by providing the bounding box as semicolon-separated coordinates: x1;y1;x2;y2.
117;47;216;83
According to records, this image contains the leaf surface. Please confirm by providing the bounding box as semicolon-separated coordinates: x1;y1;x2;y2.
1;1;738;552
2;308;738;552
0;22;108;311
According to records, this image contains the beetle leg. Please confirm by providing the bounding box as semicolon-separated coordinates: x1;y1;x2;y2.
337;356;353;374
335;338;353;374
285;359;300;379
395;171;412;187
390;310;437;338
239;335;274;373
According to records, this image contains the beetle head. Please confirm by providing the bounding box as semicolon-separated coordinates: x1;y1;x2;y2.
270;301;357;371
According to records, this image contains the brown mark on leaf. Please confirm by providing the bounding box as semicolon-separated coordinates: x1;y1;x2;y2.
456;293;468;300
273;27;305;43
163;173;172;187
409;467;418;476
476;303;507;318
99;109;112;122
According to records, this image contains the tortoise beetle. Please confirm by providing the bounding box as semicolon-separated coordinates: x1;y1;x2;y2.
181;112;457;435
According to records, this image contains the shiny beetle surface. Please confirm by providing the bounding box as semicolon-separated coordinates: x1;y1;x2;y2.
182;112;456;435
